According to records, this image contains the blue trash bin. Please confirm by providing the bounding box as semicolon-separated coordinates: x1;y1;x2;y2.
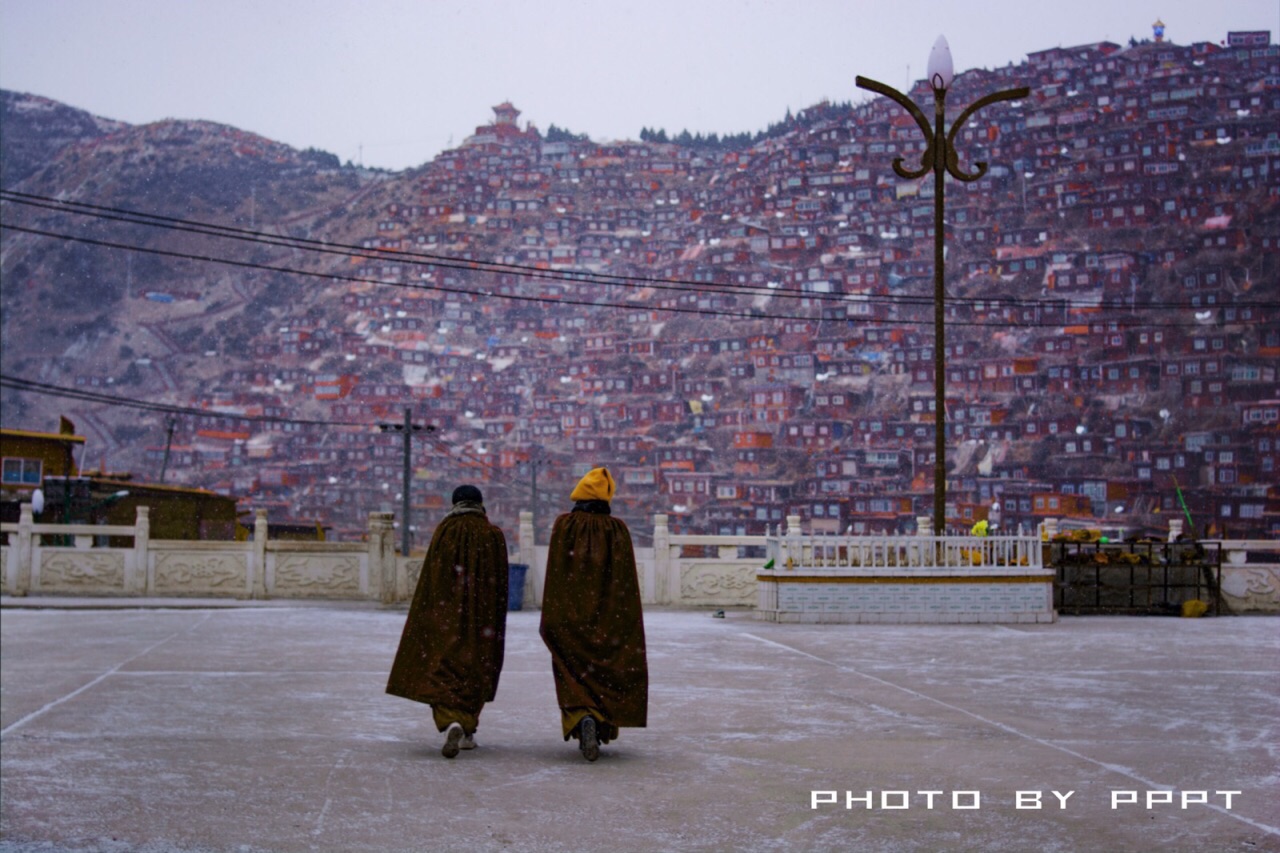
507;563;528;611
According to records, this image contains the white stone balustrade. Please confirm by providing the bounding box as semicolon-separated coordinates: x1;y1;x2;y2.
1205;538;1280;614
2;504;403;602
3;505;1277;612
759;526;1054;624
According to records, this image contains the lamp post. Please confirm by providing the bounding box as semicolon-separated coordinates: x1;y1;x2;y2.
857;36;1028;535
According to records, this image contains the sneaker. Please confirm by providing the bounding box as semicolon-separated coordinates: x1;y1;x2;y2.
579;716;600;762
460;734;477;750
441;722;464;759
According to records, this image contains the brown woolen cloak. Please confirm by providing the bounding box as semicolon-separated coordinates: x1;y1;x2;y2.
386;511;509;711
539;509;648;732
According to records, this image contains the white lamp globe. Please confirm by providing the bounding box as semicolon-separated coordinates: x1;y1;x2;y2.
928;35;954;90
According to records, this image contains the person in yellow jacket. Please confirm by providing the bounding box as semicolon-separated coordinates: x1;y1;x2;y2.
539;467;648;761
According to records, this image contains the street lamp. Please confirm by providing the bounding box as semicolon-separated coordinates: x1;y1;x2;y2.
857;36;1028;534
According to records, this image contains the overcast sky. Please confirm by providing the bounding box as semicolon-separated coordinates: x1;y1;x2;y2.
1;0;1276;172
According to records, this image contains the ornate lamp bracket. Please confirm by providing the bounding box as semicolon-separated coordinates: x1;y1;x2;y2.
945;87;1031;181
855;76;935;179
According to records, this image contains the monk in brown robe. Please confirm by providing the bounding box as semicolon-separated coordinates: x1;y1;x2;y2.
387;485;508;758
539;467;648;761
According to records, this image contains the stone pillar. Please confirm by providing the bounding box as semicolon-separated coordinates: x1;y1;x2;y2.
11;502;34;596
652;514;670;604
783;514;804;570
253;508;269;599
368;512;396;604
1168;518;1184;542
915;515;940;569
1042;517;1059;541
517;510;539;608
134;505;151;595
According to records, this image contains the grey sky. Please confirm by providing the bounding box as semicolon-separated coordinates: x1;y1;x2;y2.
1;0;1276;171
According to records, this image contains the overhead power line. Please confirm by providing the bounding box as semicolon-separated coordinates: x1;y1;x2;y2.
3;190;1272;317
0;222;881;325
0;219;1261;331
0;373;549;492
0;374;368;428
1;189;917;308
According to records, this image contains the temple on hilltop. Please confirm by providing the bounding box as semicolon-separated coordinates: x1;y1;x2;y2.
493;101;520;128
463;101;540;149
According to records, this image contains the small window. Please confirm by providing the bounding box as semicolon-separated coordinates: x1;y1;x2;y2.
2;457;42;485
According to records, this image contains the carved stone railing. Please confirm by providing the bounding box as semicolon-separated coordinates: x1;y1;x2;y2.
1209;539;1280;614
507;512;764;608
649;513;765;607
2;504;405;602
5;503;1276;613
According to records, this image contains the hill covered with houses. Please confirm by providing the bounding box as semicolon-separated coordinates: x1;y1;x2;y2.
1;28;1277;545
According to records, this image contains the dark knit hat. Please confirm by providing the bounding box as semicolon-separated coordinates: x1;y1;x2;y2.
451;484;483;504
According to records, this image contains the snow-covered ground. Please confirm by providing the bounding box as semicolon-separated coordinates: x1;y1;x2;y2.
2;601;1278;852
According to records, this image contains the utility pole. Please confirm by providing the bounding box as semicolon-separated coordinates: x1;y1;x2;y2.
378;407;435;556
529;452;542;544
159;416;176;483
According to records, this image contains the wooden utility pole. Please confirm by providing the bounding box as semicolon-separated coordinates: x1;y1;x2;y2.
159;416;176;483
529;452;542;545
378;408;434;556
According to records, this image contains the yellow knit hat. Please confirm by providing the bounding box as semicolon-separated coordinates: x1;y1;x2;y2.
570;467;616;502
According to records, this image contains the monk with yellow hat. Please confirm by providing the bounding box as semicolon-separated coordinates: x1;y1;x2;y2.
539;467;648;761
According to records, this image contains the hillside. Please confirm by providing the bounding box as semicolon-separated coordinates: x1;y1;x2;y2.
2;31;1278;545
0;90;128;188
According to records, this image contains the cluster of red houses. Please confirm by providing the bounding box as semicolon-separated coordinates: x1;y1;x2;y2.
105;30;1278;545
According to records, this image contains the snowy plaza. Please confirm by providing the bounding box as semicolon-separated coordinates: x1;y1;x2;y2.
1;600;1278;852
